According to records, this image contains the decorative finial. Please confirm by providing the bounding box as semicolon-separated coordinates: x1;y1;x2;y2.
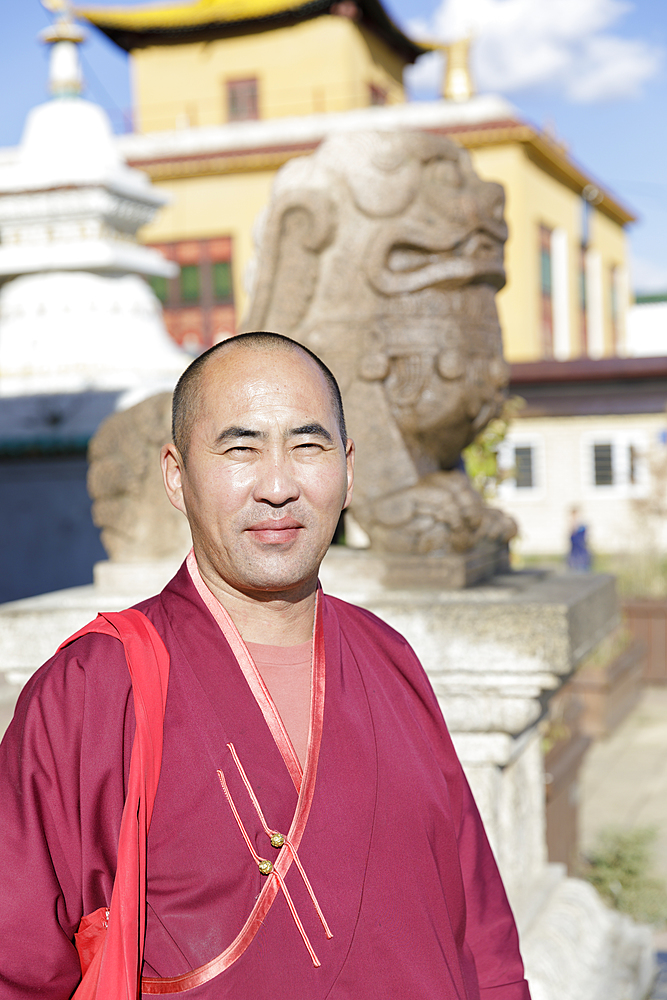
39;0;86;98
443;37;474;102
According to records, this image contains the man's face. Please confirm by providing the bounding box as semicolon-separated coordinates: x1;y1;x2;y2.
162;345;354;602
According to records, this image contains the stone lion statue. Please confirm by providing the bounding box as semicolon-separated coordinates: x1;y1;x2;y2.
242;130;516;557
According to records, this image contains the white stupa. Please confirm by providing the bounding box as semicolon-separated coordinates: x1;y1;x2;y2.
0;1;188;396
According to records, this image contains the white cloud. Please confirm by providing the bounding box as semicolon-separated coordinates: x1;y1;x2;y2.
405;50;444;94
407;0;662;103
567;35;660;101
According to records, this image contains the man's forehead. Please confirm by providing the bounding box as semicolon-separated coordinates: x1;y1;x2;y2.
202;344;328;400
196;344;336;423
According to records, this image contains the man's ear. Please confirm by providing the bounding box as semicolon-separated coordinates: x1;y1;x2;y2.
161;442;187;515
343;438;355;510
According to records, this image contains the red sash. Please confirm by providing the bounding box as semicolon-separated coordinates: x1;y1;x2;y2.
57;610;170;1000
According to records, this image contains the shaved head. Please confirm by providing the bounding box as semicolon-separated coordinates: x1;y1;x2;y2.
172;332;347;461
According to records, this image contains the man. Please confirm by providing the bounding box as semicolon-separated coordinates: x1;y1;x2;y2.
0;332;530;998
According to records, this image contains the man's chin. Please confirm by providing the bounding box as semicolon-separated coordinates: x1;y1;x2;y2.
230;548;323;597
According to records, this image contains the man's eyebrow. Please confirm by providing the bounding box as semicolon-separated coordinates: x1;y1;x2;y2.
289;423;334;443
215;426;267;444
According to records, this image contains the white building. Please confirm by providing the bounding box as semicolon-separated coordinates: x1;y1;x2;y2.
497;357;667;557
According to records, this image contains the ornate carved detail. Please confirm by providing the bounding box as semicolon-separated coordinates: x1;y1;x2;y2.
243;130;516;557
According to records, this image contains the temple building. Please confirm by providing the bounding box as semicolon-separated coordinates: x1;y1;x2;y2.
82;0;419;129
72;0;663;563
78;0;634;363
0;0;656;577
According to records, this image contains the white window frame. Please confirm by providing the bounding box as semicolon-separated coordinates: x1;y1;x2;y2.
497;433;546;500
581;429;649;497
551;228;571;360
585;249;604;359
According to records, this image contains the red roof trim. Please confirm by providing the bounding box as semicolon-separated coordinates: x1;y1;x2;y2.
510;356;667;384
428;119;523;136
126;140;319;168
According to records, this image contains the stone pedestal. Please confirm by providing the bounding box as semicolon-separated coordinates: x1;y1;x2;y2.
0;560;180;709
319;548;655;1000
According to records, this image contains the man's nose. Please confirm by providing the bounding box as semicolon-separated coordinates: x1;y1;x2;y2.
252;454;299;507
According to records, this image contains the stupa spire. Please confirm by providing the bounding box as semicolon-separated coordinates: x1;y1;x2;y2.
39;0;86;98
0;1;186;397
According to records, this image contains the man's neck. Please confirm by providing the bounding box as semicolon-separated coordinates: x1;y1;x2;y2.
195;560;317;646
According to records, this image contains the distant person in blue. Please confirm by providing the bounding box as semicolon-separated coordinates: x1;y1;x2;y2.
568;506;591;571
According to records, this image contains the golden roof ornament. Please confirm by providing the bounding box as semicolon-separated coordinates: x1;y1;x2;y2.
74;0;425;62
416;34;475;102
443;37;474;102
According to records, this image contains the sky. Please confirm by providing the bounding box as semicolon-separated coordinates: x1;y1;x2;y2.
1;0;666;293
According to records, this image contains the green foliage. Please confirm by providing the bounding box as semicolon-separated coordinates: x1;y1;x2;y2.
462;396;525;500
593;552;667;599
581;826;667;926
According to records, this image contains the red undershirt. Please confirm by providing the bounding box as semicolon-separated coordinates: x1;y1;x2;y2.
245;641;312;769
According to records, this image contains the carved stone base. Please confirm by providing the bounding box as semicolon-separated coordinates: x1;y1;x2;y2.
0;560;179;694
319;552;653;1000
520;874;654;1000
321;539;510;591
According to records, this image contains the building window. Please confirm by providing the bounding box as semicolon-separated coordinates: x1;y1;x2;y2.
593;443;613;486
369;84;387;106
180;264;201;303
539;224;553;358
213;260;232;302
550;228;571;360
514;446;534;488
147;236;236;353
586;436;649;495
148;275;168;304
497;435;544;498
227;79;258;122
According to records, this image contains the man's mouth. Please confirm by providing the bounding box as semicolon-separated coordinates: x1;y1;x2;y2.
246;517;304;544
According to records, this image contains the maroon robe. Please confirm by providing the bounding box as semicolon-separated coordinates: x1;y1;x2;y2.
0;561;530;999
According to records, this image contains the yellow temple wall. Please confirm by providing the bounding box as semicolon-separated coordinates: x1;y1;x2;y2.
139;168;276;315
132;17;405;132
138;137;630;360
126;8;630;361
469;142;628;361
